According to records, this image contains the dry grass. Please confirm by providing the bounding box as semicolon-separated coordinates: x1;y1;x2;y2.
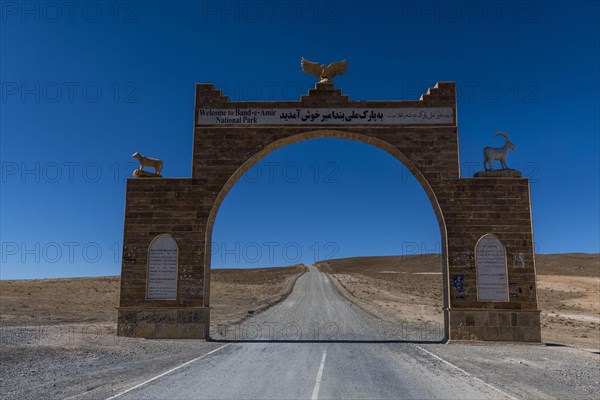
0;276;120;324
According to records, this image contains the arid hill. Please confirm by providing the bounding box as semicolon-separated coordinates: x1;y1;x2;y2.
1;254;597;350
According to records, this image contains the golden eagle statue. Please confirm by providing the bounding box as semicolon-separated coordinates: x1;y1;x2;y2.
301;58;348;83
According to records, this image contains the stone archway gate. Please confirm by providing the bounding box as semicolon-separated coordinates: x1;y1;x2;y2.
117;81;541;342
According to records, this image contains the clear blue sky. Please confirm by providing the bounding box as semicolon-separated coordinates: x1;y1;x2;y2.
1;1;598;279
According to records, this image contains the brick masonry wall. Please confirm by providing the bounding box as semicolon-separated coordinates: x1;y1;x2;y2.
119;178;205;308
117;178;209;338
440;178;537;308
118;81;540;341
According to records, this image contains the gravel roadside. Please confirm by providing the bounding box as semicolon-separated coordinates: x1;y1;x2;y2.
415;342;600;399
0;322;222;400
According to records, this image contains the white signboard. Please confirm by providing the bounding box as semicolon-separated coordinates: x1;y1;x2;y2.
146;234;178;300
197;107;454;125
476;234;509;302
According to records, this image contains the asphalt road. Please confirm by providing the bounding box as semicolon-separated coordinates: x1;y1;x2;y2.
111;265;516;399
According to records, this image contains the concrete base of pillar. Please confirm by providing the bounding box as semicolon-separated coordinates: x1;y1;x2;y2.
448;309;541;342
117;307;210;339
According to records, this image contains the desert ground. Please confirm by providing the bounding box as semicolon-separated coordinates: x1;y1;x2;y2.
208;265;306;332
0;254;598;399
317;253;600;351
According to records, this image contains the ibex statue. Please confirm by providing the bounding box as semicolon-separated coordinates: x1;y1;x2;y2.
132;152;163;176
483;130;516;170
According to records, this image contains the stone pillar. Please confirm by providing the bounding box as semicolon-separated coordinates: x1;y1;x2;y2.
117;178;209;339
440;176;541;342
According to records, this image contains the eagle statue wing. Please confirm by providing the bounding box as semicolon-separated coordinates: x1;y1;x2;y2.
324;59;348;77
301;58;324;79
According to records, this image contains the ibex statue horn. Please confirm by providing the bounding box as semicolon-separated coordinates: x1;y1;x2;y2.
493;130;511;141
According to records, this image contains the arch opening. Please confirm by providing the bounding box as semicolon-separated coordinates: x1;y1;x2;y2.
204;130;449;342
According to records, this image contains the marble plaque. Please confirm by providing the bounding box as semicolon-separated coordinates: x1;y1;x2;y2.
146;234;178;300
197;107;454;125
475;234;508;302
